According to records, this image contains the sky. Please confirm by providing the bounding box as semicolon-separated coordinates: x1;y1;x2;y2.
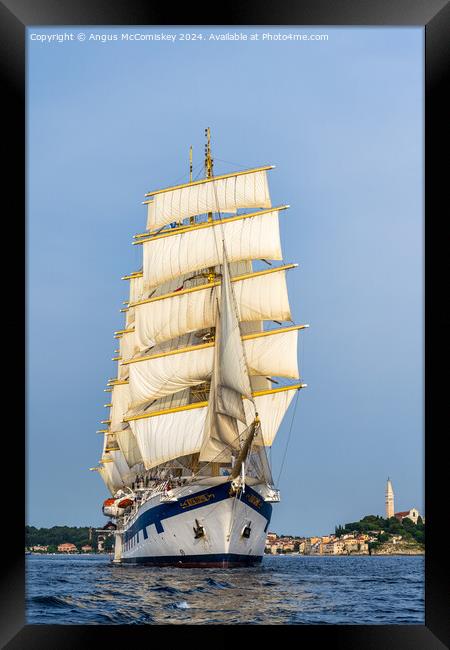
27;26;424;536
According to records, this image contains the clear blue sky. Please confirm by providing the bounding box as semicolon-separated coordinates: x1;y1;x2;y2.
27;26;424;536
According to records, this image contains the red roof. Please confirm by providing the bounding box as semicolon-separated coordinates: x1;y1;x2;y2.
395;511;410;518
58;542;77;549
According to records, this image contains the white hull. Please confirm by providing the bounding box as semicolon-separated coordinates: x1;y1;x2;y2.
114;479;274;567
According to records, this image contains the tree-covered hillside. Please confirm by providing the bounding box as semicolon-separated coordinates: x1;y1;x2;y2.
335;515;424;547
25;526;114;551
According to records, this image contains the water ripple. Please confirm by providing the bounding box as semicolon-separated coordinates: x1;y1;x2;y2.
26;554;424;625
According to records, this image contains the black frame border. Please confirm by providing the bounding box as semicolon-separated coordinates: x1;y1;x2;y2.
2;0;449;647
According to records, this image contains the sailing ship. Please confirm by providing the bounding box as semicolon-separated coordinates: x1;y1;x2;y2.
91;129;308;567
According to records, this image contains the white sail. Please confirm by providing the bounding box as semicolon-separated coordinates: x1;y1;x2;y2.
125;306;135;329
199;252;254;462
142;209;283;291
127;328;299;404
101;453;124;492
98;465;116;496
133;267;293;350
110;383;131;430
243;389;297;446
115;424;143;468
119;330;139;362
129;276;144;304
118;362;129;381
109;448;134;484
129;405;207;471
145;168;271;230
126;387;298;470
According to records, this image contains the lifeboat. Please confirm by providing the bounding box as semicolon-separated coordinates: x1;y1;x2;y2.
102;495;134;517
117;497;133;509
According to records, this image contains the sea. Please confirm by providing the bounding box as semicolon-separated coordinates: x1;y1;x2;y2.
26;554;424;625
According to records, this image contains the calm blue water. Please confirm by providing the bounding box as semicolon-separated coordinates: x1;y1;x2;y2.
26;554;424;625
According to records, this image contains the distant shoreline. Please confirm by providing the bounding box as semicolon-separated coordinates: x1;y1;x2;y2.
27;548;425;558
265;551;425;557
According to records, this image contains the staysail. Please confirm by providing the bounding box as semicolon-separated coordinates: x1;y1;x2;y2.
197;244;253;462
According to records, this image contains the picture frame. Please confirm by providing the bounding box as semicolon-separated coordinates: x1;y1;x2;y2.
2;0;448;646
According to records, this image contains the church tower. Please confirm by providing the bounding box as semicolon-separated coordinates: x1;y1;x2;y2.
385;478;395;519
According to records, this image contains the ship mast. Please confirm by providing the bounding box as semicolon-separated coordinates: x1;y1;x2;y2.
204;127;213;204
205;127;216;282
202;128;263;482
205;127;219;476
189;145;194;224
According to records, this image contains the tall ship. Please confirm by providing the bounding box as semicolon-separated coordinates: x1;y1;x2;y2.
91;129;308;567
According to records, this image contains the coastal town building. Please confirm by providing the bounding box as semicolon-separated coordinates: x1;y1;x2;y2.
265;537;296;554
265;532;370;556
394;508;423;525
57;542;77;553
29;545;48;552
81;545;93;552
322;539;345;554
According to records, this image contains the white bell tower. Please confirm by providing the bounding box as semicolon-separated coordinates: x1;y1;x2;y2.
385;478;395;519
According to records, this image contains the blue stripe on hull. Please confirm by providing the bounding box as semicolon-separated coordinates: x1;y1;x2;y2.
120;553;263;568
123;482;272;543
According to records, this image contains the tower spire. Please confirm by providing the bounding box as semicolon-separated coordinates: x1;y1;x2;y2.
385;477;394;519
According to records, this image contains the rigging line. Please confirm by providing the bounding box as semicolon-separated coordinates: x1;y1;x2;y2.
214;157;270;171
275;389;300;487
149;161;205;193
126;404;252;497
209;173;256;412
193;163;205;182
184;422;253;486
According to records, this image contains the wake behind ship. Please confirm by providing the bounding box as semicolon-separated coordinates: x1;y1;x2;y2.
91;129;308;567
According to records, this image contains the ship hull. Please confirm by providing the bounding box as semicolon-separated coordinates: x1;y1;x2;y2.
116;480;272;567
